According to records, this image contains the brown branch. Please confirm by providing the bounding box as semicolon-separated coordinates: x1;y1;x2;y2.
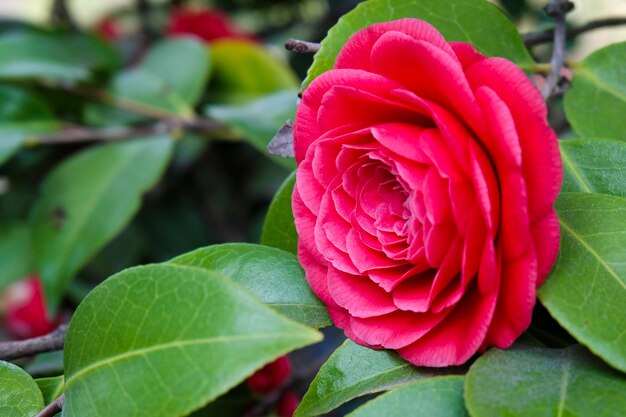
542;0;574;100
285;39;320;54
25;119;225;146
36;80;192;121
0;324;68;361
524;16;626;47
35;394;65;417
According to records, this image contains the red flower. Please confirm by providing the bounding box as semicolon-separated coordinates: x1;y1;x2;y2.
3;276;56;340
247;356;291;394
293;19;562;366
167;8;255;43
276;391;300;417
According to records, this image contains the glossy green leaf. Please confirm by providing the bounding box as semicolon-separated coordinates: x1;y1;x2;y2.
465;345;626;417
560;138;626;197
0;224;31;291
304;0;532;87
261;171;298;254
63;263;322;417
140;37;211;106
539;193;626;372
565;42;626;140
0;361;44;417
296;340;452;417
209;40;299;103
35;375;64;405
0;31;119;81
348;376;468;417
208;90;297;169
32;137;173;310
169;243;329;328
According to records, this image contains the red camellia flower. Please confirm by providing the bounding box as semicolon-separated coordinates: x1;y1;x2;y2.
247;356;292;394
167;8;255;43
3;276;56;340
293;19;562;366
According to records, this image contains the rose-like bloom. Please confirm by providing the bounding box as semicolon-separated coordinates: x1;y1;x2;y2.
167;8;255;43
293;19;562;366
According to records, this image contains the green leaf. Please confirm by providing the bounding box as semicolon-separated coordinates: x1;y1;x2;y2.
207;89;297;169
0;84;58;165
169;243;329;328
304;0;532;87
348;376;468;417
209;40;299;103
35;375;64;405
560;138;626;197
103;68;193;122
32;137;173;310
0;31;119;81
139;37;212;106
565;42;626;140
539;193;626;372
261;171;297;255
465;345;626;417
63;263;322;417
296;340;451;417
0;224;31;291
0;84;54;122
0;361;44;417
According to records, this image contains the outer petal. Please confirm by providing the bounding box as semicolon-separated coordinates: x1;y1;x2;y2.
398;281;499;367
335;18;455;71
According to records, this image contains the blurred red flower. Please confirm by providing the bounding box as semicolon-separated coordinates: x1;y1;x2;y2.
167;8;256;43
3;276;57;340
247;355;291;394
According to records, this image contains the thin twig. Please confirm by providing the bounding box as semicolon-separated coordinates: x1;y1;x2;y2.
524;16;626;47
34;394;65;417
285;39;320;54
0;324;68;361
25;119;225;146
51;0;76;29
542;0;574;100
32;78;193;121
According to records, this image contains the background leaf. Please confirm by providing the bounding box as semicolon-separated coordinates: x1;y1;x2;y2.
0;224;31;291
539;192;626;372
169;243;329;328
565;42;626;140
138;37;212;107
296;340;451;417
207;89;298;169
63;263;322;417
0;84;58;165
347;376;468;417
35;375;64;405
0;361;44;417
209;40;299;103
0;31;119;81
261;171;298;254
465;345;626;417
303;0;533;87
560;138;626;197
32;137;173;310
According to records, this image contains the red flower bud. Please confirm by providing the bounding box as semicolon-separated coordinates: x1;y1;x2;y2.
247;356;291;394
276;391;300;417
3;276;56;340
